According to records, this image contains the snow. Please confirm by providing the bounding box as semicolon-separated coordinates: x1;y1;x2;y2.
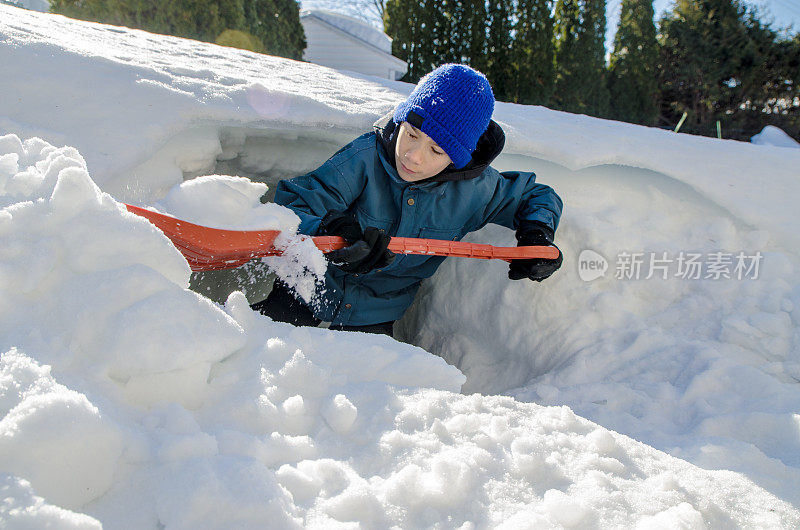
2;4;800;528
751;125;800;149
1;474;102;529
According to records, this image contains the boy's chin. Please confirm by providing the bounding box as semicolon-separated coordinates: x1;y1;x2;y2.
399;173;423;182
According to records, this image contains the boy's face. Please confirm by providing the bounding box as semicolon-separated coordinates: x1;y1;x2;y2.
394;122;453;182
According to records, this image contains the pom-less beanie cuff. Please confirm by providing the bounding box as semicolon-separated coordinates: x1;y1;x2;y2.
393;64;495;169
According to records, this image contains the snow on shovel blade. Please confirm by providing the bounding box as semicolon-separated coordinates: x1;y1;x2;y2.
125;204;559;272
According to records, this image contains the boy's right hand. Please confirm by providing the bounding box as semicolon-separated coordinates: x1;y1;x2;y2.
319;211;395;274
318;210;364;244
326;227;395;273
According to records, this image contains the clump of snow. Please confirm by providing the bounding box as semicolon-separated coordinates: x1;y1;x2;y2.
0;350;125;509
154;174;294;230
0;474;102;530
151;174;327;302
751;125;800;149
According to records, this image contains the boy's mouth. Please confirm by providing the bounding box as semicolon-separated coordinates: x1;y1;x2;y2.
400;161;416;174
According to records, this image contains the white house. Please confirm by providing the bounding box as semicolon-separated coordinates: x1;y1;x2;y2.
299;9;407;81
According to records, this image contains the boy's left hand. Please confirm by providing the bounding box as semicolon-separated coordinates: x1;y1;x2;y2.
508;226;562;282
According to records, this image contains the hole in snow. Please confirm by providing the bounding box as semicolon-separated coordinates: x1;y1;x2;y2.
182;126;353;305
113;125;800;507
119;125;758;402
112;125;356;304
397;157;756;395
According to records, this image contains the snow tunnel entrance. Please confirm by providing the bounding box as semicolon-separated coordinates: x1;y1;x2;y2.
107;125;356;305
183;127;353;306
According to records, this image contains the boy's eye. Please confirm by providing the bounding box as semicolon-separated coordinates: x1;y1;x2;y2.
432;148;444;156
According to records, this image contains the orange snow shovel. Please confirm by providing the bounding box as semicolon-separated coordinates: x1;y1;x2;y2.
125;204;560;272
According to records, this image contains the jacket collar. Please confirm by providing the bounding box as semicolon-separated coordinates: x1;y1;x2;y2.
372;112;505;184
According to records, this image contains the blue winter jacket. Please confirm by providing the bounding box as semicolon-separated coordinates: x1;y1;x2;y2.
275;115;563;325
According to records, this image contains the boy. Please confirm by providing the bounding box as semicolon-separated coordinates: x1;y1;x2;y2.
251;64;563;338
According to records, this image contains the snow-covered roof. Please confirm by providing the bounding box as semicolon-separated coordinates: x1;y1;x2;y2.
17;0;49;12
300;9;391;54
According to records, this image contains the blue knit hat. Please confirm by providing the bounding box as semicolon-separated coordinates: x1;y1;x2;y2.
393;64;495;169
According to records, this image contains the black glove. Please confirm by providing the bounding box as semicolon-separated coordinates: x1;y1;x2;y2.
319;211;395;274
318;210;364;244
508;223;562;282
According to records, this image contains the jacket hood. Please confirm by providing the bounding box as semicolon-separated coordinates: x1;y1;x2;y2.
373;111;505;183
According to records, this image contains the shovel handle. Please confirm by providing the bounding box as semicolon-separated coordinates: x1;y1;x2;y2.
125;204;559;271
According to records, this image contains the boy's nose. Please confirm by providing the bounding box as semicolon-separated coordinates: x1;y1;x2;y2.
405;146;423;165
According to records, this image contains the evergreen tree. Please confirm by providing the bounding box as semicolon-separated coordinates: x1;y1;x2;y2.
159;0;246;43
430;0;457;64
486;0;515;101
385;0;488;83
553;0;610;116
49;0;305;59
658;0;747;132
608;0;658;125
513;0;555;105
244;0;306;60
384;0;425;82
447;0;470;64
658;0;799;139
216;29;266;53
462;0;489;73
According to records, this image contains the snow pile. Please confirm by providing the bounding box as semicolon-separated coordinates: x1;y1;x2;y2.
751;125;800;149
0;5;402;202
1;474;102;530
401;165;800;502
2;133;797;527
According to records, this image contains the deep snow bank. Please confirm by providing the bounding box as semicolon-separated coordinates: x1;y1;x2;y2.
4;132;796;527
399;159;800;505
